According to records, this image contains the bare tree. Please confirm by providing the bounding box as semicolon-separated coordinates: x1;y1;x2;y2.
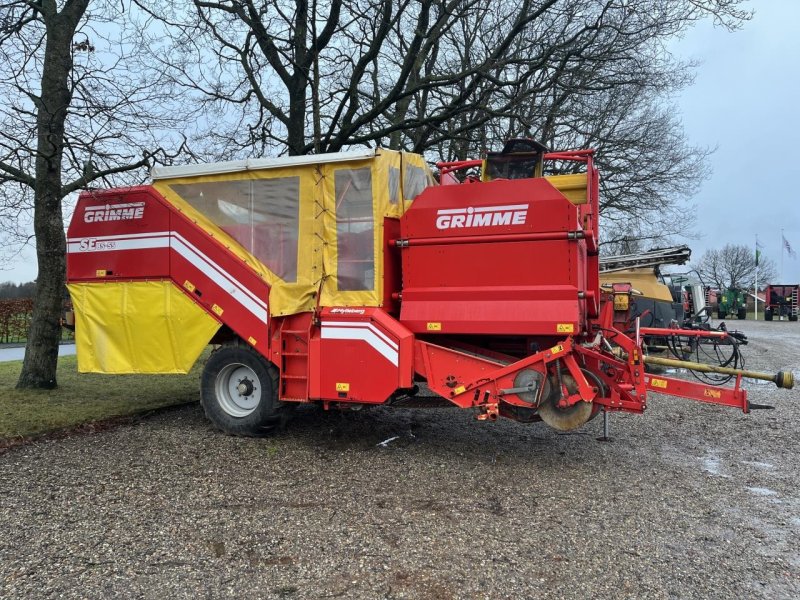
694;244;777;290
147;0;749;246
0;0;191;388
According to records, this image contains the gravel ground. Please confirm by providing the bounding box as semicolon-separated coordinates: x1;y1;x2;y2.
1;320;798;599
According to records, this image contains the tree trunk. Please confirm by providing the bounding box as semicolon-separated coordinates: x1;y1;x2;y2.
286;0;309;156
16;4;86;389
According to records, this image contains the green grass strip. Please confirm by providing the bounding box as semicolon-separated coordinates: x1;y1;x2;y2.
0;353;206;440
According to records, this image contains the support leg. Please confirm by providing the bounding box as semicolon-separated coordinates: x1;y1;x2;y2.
597;409;612;442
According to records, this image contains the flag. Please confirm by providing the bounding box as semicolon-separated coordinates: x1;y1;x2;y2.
783;234;797;259
756;236;763;266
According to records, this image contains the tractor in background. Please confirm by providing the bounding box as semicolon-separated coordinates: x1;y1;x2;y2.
718;288;748;320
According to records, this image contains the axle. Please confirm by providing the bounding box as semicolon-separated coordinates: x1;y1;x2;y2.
643;356;794;390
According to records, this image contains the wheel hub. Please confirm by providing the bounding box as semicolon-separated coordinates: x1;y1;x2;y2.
215;363;262;417
236;378;255;396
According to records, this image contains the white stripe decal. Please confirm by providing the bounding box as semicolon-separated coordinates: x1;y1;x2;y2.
170;232;268;312
67;230;268;324
320;326;398;366
474;204;528;212
66;236;170;254
321;321;398;351
436;204;528;216
69;230;172;242
170;236;268;323
85;202;145;211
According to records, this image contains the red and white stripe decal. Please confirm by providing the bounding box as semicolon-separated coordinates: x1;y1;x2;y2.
67;231;268;324
320;321;399;366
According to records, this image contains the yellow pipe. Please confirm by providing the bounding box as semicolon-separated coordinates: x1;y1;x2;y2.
643;355;794;390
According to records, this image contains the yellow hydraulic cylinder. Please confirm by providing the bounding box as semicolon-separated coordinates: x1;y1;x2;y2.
643;355;794;390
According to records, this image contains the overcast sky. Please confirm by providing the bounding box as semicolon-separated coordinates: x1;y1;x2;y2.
2;1;798;285
670;0;800;283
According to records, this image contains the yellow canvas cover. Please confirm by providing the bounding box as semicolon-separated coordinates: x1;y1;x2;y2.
544;173;588;205
153;149;434;316
68;280;221;374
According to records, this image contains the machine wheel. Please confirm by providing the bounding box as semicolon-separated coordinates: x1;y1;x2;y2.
790;314;798;322
537;372;594;432
737;307;747;320
717;310;726;320
765;309;773;321
200;342;286;436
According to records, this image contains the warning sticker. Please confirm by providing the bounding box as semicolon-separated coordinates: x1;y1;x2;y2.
336;382;350;392
650;378;668;389
427;322;442;331
557;323;574;333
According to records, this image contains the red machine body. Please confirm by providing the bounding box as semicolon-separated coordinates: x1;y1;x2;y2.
66;146;777;435
67;186;272;357
399;177;596;336
763;284;799;321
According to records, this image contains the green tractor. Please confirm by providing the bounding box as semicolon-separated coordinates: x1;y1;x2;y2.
717;288;747;320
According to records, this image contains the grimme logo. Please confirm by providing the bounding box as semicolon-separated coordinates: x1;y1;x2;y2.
435;204;528;230
84;202;145;223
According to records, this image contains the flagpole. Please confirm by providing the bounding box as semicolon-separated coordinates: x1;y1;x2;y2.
755;234;759;320
781;228;784;280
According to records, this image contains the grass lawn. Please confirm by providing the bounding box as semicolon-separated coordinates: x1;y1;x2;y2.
0;353;207;440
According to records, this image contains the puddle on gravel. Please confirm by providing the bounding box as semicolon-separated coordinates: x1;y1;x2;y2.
746;486;779;498
741;460;775;470
699;450;730;478
701;454;723;475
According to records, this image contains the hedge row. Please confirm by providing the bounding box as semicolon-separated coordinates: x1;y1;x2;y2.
0;299;73;344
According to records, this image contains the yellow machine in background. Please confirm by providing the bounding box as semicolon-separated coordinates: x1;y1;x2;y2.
599;246;691;327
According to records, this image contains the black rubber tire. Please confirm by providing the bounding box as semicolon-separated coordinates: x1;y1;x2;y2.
765;310;773;321
790;315;798;322
717;310;726;320
737;308;747;320
200;342;285;436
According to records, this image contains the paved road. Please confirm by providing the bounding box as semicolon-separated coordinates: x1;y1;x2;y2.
0;343;75;363
1;321;798;599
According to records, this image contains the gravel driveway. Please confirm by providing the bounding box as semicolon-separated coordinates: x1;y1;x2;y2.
1;320;798;599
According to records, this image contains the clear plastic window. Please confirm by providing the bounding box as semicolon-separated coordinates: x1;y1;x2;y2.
334;168;374;291
403;164;429;202
170;177;300;282
388;167;400;205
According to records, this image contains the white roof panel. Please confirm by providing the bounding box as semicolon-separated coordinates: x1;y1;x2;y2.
151;149;379;180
